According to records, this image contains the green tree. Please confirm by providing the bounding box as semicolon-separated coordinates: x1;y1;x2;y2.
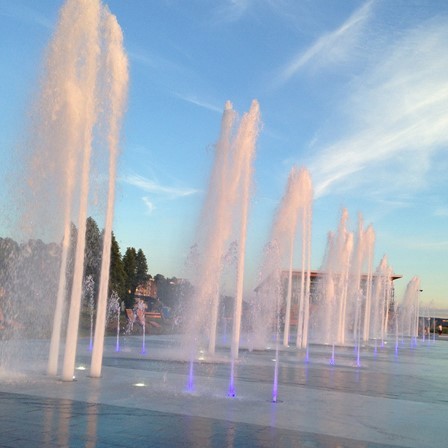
135;248;150;288
122;247;151;308
84;216;102;288
122;247;137;308
109;232;126;299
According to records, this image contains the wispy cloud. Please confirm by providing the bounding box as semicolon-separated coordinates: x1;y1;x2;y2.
434;207;448;217
128;48;186;73
173;92;223;113
121;173;199;199
212;0;252;23
274;1;373;86
0;2;53;30
395;237;448;252
142;197;155;214
309;17;448;199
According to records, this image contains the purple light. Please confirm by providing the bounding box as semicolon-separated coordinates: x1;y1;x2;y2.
186;359;195;392
330;344;335;365
228;358;236;397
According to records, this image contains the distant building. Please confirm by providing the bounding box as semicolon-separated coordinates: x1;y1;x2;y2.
135;278;157;298
135;279;158;311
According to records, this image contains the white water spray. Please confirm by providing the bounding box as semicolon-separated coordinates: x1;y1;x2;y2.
91;6;129;379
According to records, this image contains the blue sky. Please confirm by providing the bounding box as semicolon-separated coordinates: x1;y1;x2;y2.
0;0;447;311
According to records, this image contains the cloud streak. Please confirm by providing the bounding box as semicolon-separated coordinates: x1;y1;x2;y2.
274;1;373;86
173;92;223;113
211;0;252;23
308;17;448;199
121;173;199;199
142;197;155;214
0;2;53;30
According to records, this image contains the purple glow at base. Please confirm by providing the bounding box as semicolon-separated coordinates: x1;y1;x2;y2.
186;359;194;392
115;329;120;352
141;327;146;354
329;344;335;365
228;358;236;397
272;356;279;403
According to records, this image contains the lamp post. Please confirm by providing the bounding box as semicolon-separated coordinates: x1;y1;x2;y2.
418;289;423;341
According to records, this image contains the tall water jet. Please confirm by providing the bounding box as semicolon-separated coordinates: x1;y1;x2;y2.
319;209;353;345
370;256;394;344
91;6;129;379
295;169;313;349
184;101;236;356
345;215;375;344
12;0;104;377
362;225;375;341
8;0;129;379
61;0;101;382
398;276;421;340
251;167;312;349
184;101;260;358
251;241;281;349
230;101;260;360
5;0;93;376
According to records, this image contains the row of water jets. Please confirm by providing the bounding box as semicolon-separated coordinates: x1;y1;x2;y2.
4;0;431;397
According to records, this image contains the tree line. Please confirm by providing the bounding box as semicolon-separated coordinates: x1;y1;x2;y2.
0;216;191;321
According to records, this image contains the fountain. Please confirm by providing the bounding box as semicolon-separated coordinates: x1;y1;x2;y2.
397;276;421;341
0;0;128;380
107;291;121;352
250;166;312;350
2;2;448;445
183;100;260;362
84;275;95;351
0;0;431;407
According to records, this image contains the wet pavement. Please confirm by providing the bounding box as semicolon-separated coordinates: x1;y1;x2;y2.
0;335;447;447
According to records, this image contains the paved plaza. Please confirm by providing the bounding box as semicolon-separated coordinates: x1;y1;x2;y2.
0;334;447;447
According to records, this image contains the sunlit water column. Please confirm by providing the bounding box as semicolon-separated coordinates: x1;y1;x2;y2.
362;226;375;341
91;7;129;378
36;0;89;377
231;100;260;360
283;239;294;347
296;169;312;349
204;102;236;355
48;120;81;375
62;0;101;382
